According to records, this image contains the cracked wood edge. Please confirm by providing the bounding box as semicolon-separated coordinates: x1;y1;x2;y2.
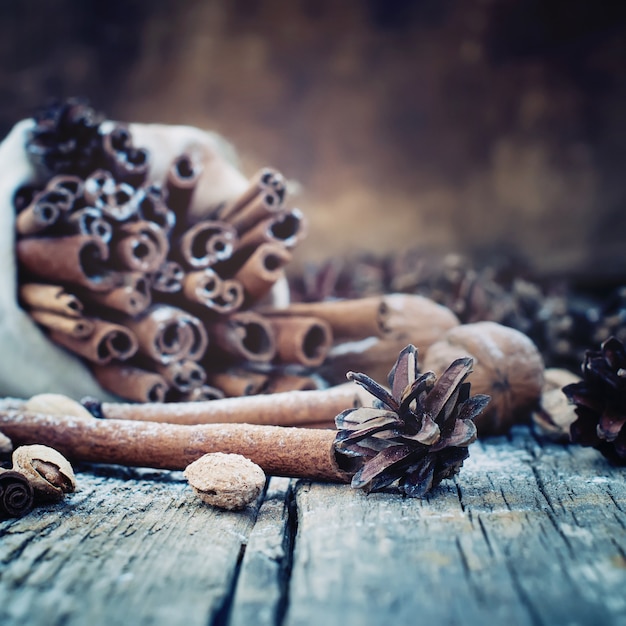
0;465;261;626
282;428;626;626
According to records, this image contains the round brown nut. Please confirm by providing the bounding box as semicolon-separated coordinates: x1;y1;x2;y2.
12;444;76;500
422;321;545;436
184;453;266;511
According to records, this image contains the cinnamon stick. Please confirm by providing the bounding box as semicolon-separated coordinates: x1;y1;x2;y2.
83;169;116;208
269;316;332;368
102;124;149;187
175;385;225;402
236;208;306;252
0;411;347;481
264;373;319;394
46;174;84;198
83;272;151;316
16;234;119;292
154;359;207;393
136;185;175;234
179;221;237;269
112;220;169;273
207;311;276;363
225;189;283;235
50;319;138;364
0;469;35;518
149;260;184;293
233;242;292;304
15;189;71;236
100;381;369;427
65;208;114;243
30;309;94;339
91;364;168;403
166;153;202;215
206;368;269;397
19;283;84;318
124;304;208;364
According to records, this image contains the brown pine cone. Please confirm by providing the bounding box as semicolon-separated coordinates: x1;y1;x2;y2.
333;344;490;497
563;336;626;463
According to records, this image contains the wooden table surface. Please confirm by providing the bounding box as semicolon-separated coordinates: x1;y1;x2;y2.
1;427;625;626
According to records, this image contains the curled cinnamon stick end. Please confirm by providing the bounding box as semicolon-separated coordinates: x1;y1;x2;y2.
176;385;226;402
15;188;72;236
46;174;84;198
269;316;332;368
179;221;237;269
183;270;244;314
91;364;169;403
102;124;149;187
100;382;369;427
125;305;208;364
83;273;151;316
233;243;292;304
150;260;184;293
65;208;114;243
226;189;283;234
236;208;306;252
154;359;207;393
50;319;138;364
20;283;84;318
113;221;169;273
136;186;175;233
0;411;349;482
206;368;270;397
17;234;118;292
0;469;34;518
207;311;276;363
30;309;94;339
167;153;203;215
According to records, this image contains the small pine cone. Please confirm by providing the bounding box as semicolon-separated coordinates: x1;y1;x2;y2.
26;98;105;177
563;336;626;463
334;344;490;497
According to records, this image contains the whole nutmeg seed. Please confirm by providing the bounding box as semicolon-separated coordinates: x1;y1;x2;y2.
532;368;580;442
12;444;76;501
184;452;266;511
422;321;545;436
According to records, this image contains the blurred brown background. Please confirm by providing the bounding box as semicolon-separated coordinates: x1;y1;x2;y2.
1;0;625;282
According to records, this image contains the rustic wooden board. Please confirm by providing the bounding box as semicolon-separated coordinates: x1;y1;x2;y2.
1;428;625;626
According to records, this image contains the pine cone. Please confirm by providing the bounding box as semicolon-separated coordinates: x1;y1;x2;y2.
563;336;626;463
26;98;105;177
333;344;490;497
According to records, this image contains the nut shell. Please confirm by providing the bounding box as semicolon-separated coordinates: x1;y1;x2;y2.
12;444;76;500
422;321;544;435
184;452;266;510
24;393;94;420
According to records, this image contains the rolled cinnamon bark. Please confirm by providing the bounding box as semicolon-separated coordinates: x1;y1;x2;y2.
19;283;84;318
0;469;35;518
83;169;116;208
30;309;94;339
175;385;225;402
216;167;282;222
17;234;119;292
233;242;292;304
264;374;319;394
206;368;269;397
166;153;202;216
101;381;368;427
65;208;113;243
113;221;169;273
15;188;73;236
269;315;332;368
182;268;221;306
50;319;138;364
46;174;84;198
100;182;139;221
149;260;184;293
125;304;208;364
179;221;237;269
207;311;276;363
154;359;207;393
91;364;168;403
236;208;306;252
0;411;347;481
102;124;149;187
225;189;283;235
83;272;151;316
213;279;245;314
136;185;176;234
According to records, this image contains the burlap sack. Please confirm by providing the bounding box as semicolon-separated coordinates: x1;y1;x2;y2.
0;118;248;399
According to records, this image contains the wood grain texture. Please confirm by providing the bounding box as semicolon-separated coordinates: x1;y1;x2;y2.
0;428;625;626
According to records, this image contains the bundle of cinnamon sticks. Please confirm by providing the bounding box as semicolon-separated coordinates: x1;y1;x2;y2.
14;123;333;402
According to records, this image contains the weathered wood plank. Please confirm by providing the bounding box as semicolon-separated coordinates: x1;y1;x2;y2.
228;477;294;626
283;429;626;626
0;465;261;626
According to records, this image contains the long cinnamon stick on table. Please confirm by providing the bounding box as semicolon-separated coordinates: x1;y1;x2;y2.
100;382;369;427
0;411;347;482
50;319;138;364
20;283;84;318
91;364;168;403
17;234;119;292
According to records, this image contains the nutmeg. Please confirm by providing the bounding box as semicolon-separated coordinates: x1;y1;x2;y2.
184;452;266;511
24;393;95;420
12;444;76;501
422;321;544;435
